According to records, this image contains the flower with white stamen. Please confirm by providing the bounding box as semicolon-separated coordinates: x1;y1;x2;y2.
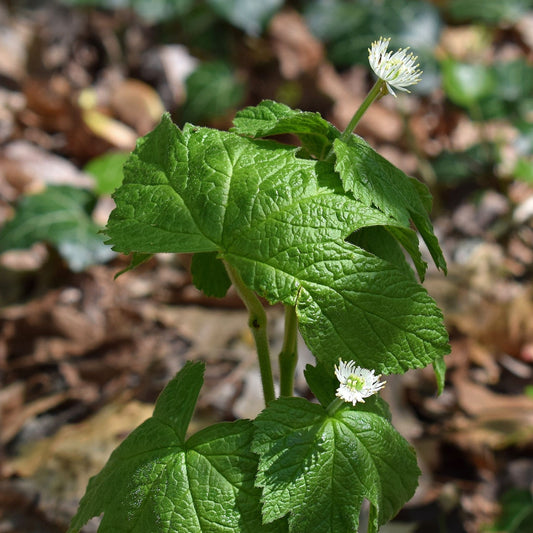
368;37;422;97
334;359;386;406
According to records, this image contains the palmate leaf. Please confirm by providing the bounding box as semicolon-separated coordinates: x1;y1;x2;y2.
232;100;340;160
232;101;440;280
333;135;447;277
191;251;231;298
252;397;420;533
106;114;449;374
68;362;285;533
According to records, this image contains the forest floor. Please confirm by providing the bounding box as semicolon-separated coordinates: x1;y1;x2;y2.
1;2;533;532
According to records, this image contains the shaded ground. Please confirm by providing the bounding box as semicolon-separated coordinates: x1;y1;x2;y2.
1;2;533;532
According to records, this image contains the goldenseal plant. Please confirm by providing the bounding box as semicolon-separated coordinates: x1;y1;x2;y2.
69;38;449;533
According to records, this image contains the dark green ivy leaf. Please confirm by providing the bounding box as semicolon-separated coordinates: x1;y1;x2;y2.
183;62;245;124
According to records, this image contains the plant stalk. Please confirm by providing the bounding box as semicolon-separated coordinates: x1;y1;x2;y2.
325;79;385;162
339;79;385;142
223;260;276;405
367;503;379;533
326;397;344;416
278;304;298;397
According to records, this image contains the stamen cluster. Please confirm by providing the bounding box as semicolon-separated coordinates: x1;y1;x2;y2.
368;37;422;96
335;359;386;406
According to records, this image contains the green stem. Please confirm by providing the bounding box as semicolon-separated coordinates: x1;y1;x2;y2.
367;503;379;533
223;260;275;405
278;304;298;397
339;79;385;142
325;79;385;162
326;397;344;416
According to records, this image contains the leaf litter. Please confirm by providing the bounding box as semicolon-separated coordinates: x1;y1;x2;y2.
0;2;533;532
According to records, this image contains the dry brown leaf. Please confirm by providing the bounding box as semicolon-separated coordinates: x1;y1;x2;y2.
81;109;137;151
455;376;533;418
437;26;492;62
269;9;324;80
0;140;95;194
109;79;165;134
4;400;154;495
0;9;32;83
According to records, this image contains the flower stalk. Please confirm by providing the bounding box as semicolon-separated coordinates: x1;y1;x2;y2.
223;260;276;404
339;78;385;142
332;36;423;149
278;304;298;397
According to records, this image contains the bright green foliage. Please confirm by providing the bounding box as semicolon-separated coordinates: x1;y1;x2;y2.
94;101;450;531
232;100;340;160
0;185;114;271
69;362;286;533
442;58;533;121
334;135;446;277
252;397;420;533
84;152;130;196
514;157;533;183
105;113;448;374
183;62;245;123
191;252;231;297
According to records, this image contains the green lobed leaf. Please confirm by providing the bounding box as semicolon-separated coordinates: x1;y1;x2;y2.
252;397;420;533
114;252;153;279
191;251;232;298
106;115;449;374
488;488;533;533
69;361;285;533
270;241;449;373
348;226;417;281
232;100;340;160
0;185;114;271
303;362;338;407
333;135;447;277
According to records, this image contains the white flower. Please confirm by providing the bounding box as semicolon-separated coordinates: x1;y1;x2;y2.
334;360;386;406
368;37;422;96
